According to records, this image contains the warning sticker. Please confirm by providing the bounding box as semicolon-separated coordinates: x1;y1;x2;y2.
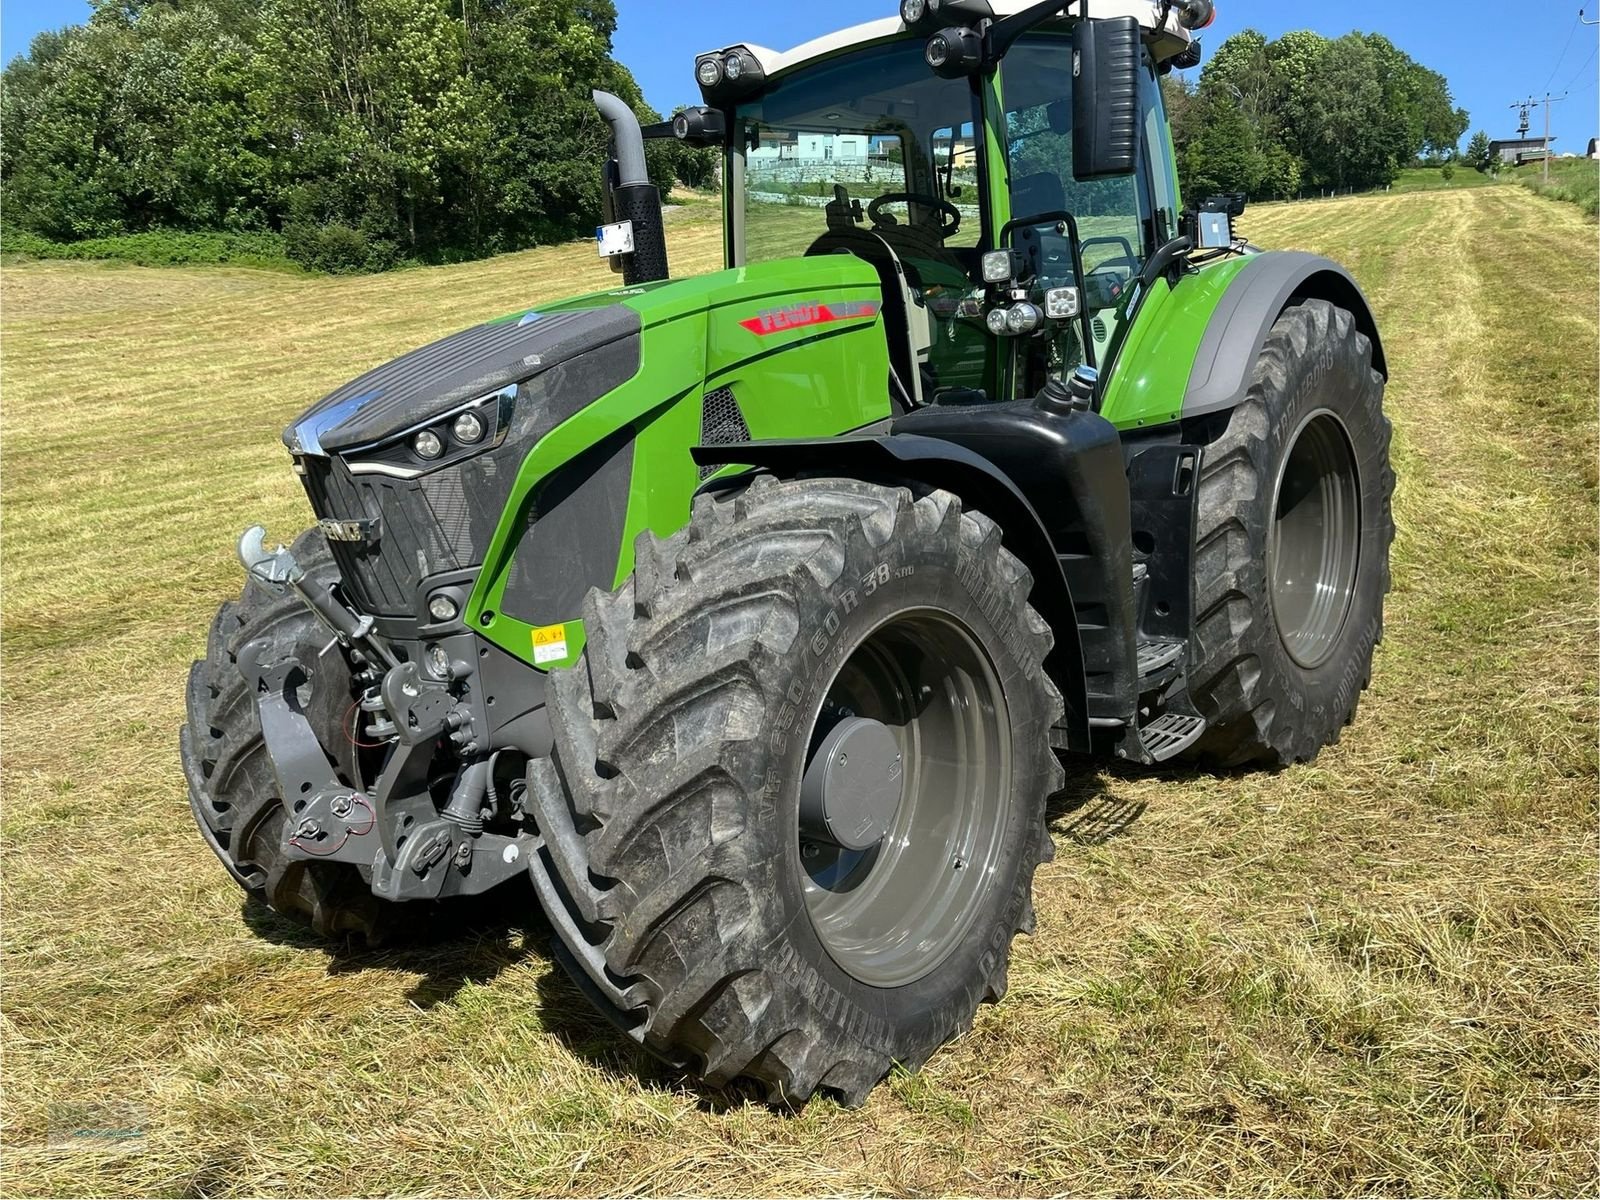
532;623;570;666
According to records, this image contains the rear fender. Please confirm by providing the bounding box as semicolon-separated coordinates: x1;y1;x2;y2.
694;434;1092;750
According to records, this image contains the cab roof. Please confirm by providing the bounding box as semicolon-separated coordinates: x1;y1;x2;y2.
705;1;1197;83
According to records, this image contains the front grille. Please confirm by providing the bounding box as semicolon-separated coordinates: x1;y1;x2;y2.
300;457;461;615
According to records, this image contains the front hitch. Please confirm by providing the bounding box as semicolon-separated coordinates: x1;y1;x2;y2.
234;525;532;903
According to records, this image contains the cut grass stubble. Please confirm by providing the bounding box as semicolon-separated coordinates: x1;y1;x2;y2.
0;187;1595;1197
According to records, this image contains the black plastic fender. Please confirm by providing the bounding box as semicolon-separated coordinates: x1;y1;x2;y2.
693;433;1092;750
1185;250;1387;421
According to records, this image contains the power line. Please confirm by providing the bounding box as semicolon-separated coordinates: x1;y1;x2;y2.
1545;11;1581;91
1559;43;1598;93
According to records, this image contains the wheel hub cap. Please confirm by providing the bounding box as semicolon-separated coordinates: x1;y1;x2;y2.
799;717;904;852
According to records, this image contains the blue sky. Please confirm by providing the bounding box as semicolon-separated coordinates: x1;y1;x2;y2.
4;0;1597;153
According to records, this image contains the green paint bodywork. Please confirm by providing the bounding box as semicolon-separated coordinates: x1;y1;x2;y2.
1098;254;1256;430
465;255;893;668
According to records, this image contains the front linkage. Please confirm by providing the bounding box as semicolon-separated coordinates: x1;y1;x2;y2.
235;527;530;904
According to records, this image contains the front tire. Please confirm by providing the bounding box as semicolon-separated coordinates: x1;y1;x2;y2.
1186;299;1395;767
530;476;1064;1105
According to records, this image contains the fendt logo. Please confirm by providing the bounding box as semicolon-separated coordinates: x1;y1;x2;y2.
739;300;881;336
318;517;380;544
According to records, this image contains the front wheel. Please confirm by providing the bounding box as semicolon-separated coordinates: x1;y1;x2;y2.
529;476;1064;1105
1186;299;1395;767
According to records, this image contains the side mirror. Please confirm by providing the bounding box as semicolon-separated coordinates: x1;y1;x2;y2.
1072;16;1142;181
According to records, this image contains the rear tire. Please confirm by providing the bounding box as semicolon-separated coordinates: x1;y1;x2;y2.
1185;300;1395;767
180;529;395;942
530;476;1064;1105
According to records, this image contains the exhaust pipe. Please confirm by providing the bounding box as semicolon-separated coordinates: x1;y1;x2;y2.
594;90;670;286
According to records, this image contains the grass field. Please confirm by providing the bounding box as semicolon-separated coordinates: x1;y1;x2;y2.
2;184;1596;1197
1512;159;1600;218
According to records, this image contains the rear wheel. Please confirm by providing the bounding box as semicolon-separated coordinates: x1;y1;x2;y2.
529;476;1064;1105
1185;300;1395;767
180;529;395;942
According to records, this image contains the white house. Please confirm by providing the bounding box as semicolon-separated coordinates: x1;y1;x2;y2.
750;132;870;164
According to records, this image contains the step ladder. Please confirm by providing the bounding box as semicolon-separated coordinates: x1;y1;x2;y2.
1138;712;1207;762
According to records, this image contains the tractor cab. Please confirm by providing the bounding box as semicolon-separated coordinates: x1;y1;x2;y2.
676;0;1210;408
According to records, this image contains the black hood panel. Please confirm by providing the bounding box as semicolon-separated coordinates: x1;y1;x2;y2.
286;304;641;455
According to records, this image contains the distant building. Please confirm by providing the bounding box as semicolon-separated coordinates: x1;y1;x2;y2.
1589;138;1599;160
749;133;869;164
1490;136;1555;165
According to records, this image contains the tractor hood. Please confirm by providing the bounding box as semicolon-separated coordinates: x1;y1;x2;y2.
283;256;881;461
285;304;642;457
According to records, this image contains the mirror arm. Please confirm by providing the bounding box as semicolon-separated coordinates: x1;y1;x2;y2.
985;0;1081;62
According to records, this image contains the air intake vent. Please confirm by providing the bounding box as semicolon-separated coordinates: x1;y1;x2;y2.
1093;316;1108;340
698;386;750;480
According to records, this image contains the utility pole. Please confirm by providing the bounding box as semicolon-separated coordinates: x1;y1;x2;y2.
1510;93;1569;181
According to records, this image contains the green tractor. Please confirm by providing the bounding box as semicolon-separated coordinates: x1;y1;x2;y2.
182;0;1393;1105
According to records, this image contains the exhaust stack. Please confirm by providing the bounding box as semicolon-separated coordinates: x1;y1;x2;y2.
593;90;670;286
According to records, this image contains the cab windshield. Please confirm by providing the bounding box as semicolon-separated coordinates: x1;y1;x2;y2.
731;38;985;269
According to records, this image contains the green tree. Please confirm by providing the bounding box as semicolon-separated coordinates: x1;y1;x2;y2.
1465;130;1494;173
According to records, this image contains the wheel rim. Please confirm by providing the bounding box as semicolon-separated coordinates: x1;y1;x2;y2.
1268;409;1362;669
798;609;1012;988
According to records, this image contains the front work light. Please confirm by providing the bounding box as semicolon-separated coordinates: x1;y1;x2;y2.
453;412;486;444
1045;286;1082;320
925;26;984;78
696;57;724;88
413;429;445;460
981;249;1021;285
985;308;1011;336
428;593;460;622
900;0;929;25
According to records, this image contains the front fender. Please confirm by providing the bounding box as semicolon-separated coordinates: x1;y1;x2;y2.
1183;250;1387;422
1097;249;1386;431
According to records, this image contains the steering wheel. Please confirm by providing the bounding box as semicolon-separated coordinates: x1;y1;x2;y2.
867;192;961;238
1081;235;1140;278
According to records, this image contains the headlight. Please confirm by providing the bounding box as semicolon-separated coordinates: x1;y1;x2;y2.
1006;303;1042;334
343;383;516;478
723;52;743;81
425;643;451;680
428;593;460;622
986;308;1011;336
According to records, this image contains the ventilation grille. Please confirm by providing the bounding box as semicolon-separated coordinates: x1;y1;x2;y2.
698;387;750;480
1093;316;1108;341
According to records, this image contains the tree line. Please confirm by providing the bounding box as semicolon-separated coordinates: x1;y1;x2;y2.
0;0;713;273
1164;29;1470;201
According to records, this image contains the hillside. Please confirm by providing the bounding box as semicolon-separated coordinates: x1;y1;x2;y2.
1;185;1595;1197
